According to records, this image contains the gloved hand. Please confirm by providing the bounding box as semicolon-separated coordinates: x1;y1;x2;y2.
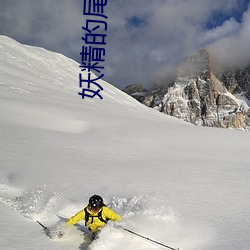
56;230;64;238
55;222;71;238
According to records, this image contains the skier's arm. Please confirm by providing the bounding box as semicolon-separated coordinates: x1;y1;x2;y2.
104;207;122;222
67;209;85;225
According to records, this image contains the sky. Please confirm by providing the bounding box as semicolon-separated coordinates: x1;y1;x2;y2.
0;0;249;89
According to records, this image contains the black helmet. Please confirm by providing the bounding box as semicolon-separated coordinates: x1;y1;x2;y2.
89;195;104;210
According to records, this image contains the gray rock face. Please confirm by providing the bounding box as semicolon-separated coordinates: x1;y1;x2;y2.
218;66;250;99
123;49;250;130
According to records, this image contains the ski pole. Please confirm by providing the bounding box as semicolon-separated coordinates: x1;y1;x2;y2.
122;227;180;250
37;220;48;231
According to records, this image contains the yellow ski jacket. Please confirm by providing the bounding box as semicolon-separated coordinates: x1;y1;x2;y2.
67;206;121;233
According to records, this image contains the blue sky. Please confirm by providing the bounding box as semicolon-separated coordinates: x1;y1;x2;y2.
0;0;249;89
206;0;249;29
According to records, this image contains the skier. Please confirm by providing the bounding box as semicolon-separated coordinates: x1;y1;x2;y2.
66;194;122;239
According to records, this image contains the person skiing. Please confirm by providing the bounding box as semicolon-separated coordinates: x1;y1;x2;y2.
66;194;121;239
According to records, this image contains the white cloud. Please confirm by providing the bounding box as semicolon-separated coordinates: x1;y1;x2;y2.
200;17;240;45
209;5;250;68
0;0;249;88
105;0;248;87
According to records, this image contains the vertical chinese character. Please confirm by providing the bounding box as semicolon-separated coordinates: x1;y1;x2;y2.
83;0;108;19
79;0;108;100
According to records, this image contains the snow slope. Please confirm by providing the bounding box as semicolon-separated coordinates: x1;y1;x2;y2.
0;35;250;250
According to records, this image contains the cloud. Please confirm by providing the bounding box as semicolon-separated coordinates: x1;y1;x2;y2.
105;0;249;88
209;4;250;68
200;18;240;45
0;0;83;58
0;0;249;89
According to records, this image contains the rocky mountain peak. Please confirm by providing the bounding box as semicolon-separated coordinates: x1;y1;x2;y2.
123;49;250;130
177;49;210;78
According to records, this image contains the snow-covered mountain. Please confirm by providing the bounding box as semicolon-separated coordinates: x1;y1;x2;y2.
124;49;250;130
1;36;250;250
